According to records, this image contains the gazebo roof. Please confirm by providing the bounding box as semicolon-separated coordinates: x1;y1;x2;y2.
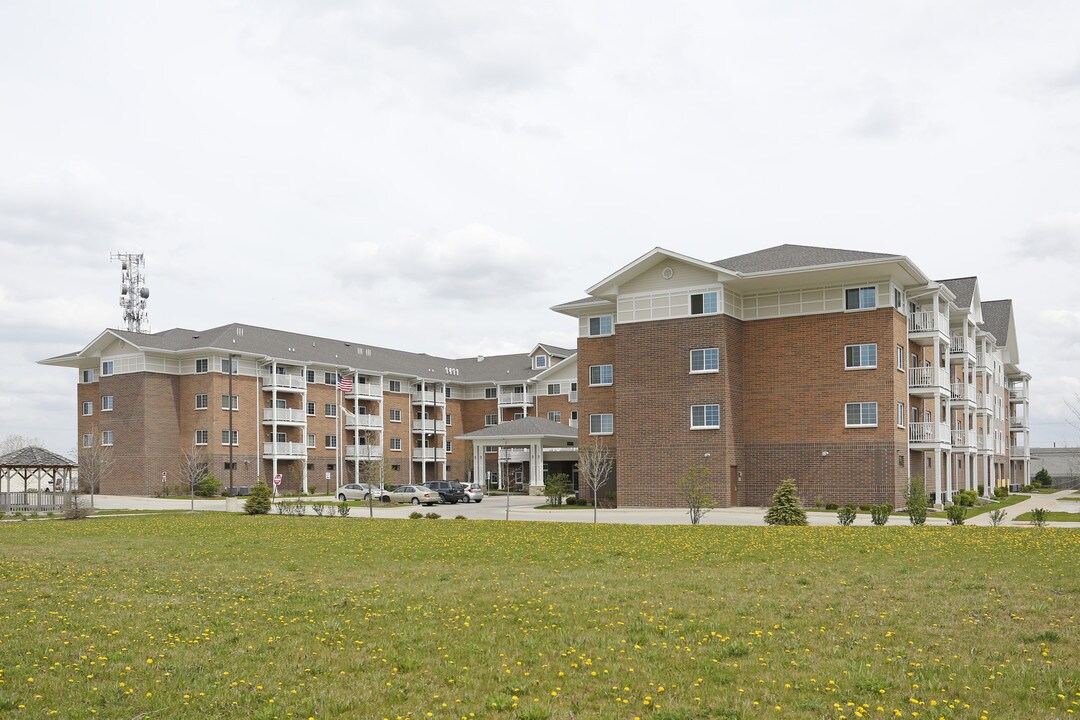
455;417;577;441
0;446;77;469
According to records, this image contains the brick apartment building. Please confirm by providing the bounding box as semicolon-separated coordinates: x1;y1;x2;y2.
553;245;1030;508
41;327;578;496
42;243;1030;508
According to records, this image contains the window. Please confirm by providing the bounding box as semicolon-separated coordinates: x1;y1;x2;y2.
894;288;904;310
389;408;401;422
845;402;878;427
322;434;337;449
535;356;547;369
897;403;905;428
445;441;453;453
300;433;312;448
485;387;497;399
896;346;904;371
548;383;561;395
844;344;877;369
325;403;337;418
910;406;919;426
444;386;451;399
690;348;720;373
690;291;718;315
81;401;93;416
195;394;208;410
548;411;562;423
514;412;525;420
221;394;238;411
305;369;315;382
221;430;238;446
81;369;94;383
571;410;578;422
389;438;402;451
484;413;498;426
388;380;402;393
101;360;114;376
691;404;720;429
588;315;613;337
391;464;400;472
327;464;335;471
195;358;209;373
845;287;877;310
306;402;315;416
221;358;238;374
101;430;114;446
101;395;113;412
446;413;453;426
589;364;613;386
589;413;613;435
195;430;208;446
323;372;335;385
82;433;93;448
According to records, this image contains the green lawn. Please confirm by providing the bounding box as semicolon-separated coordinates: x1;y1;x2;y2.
1014;510;1080;522
0;516;1077;719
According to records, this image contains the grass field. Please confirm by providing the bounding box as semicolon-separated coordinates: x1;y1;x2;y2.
1;515;1077;719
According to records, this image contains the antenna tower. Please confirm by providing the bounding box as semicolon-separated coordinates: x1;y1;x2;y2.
110;252;151;333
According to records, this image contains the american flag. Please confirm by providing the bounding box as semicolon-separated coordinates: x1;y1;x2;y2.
337;374;353;393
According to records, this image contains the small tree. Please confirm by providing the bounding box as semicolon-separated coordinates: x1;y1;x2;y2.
179;445;210;512
1034;468;1052;488
543;473;570;506
359;439;391;518
198;472;222;497
77;430;114;510
678;465;716;525
905;475;928;526
244;478;272;515
764;478;807;526
578;438;614;524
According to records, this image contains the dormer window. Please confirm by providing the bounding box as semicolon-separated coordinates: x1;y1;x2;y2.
534;355;547;369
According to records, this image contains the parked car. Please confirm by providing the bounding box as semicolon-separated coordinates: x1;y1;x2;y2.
423;481;466;504
336;483;389;502
388;485;440;506
461;483;484;503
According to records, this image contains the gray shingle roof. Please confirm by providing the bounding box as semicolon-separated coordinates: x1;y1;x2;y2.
938;277;977;309
0;446;77;468
456;417;577;439
979;300;1012;346
713;244;899;274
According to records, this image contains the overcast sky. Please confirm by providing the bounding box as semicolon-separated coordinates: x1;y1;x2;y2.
2;1;1079;455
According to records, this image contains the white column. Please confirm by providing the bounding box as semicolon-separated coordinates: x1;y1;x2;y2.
934;448;942;507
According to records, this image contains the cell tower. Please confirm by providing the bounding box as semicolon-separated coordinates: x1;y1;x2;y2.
111;252;151;333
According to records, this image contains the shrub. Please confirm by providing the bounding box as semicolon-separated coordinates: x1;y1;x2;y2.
954;489;977;507
312;503;325;517
454;515;467;520
425;512;441;519
409;511;423;520
336;502;350;518
764;479;807;526
837;505;856;526
244;479;272;515
291;499;307;516
946;504;967;525
565;496;577;506
988;509;1007;526
1020;484;1033;492
1034;468;1052;488
196;472;222;497
858;503;872;512
1030;508;1048;527
825;502;839;510
977;484;985;496
544;473;569;506
870;504;892;526
905;476;928;526
994;486;1009;499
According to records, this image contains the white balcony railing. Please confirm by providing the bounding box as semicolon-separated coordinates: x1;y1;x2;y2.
1009;445;1030;459
345;414;383;430
498;391;534;406
263;441;306;457
569;390;578;403
1009;416;1026;429
977;433;992;452
412;447;446;461
908;311;949;335
345;380;383;400
909;421;950;444
1008;386;1027;402
951;429;977;449
977;352;992;369
909;366;949;391
568;419;578;428
411;419;446;434
262;408;306;424
410;390;446;406
261;374;306;391
949;336;975;355
950;382;976;403
976;392;993;414
346;445;384;460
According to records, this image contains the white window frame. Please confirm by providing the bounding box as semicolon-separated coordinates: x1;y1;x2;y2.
101;395;113;412
325;403;337;418
389;408;402;422
588;315;613;337
445;440;452;453
101;430;114;446
844;344;877;370
896;346;905;371
589;364;613;386
845;286;877;311
195;429;208;446
690;404;720;429
81;369;95;383
897;402;905;428
389;437;402;451
195;358;209;374
82;433;93;448
195;394;208;410
81;401;93;416
322;372;335;385
221;394;239;411
690;348;720;373
589;413;613;435
221;358;238;374
484;387;497;399
306;369;315;382
845;402;878;428
547;383;561;395
325;435;337;449
514;412;524;420
534;355;547;369
548;411;562;423
306;402;315;416
101;360;114;376
690;291;718;316
484;413;498;426
221;430;238;446
388;380;402;393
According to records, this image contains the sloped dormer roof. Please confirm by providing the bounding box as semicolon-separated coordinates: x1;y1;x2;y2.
713;244;899;274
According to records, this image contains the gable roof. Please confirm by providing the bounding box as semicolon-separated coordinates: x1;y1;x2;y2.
455;416;577;440
938;277;978;310
713;244;899;274
979;300;1012;346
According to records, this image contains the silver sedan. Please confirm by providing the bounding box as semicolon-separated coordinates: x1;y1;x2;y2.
388;485;440;506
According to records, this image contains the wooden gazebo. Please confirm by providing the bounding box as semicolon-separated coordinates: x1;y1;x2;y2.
0;446;76;493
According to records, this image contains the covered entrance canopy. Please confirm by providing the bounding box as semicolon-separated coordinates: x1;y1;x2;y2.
456;417;578;493
0;446;77;493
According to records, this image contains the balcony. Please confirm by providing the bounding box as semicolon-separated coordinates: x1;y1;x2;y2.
1009;445;1030;460
1008;386;1027;402
977;433;992;453
498;391;534;407
496;448;531;463
262;374;306;392
908;311;950;344
262;408;307;425
569;390;578;403
975;392;993;416
411;418;446;434
345;414;383;431
976;352;992;370
909;422;950;446
411;390;446;406
345;445;384;460
263;441;306;458
950;382;976;405
951;429;977;450
345;380;383;400
949;335;976;361
1009;415;1027;429
412;447;446;461
908;366;949;395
